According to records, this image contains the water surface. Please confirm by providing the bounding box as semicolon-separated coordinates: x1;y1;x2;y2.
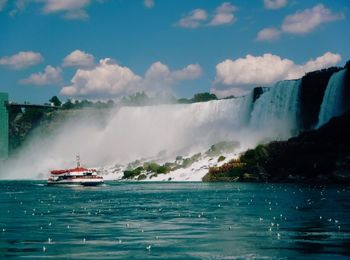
1;181;350;259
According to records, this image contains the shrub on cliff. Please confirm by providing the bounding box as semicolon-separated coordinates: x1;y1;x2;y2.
123;166;144;179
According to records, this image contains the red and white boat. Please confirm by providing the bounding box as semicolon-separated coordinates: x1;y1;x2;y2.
48;156;104;186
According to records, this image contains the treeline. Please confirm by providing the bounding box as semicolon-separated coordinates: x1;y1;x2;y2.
49;92;219;110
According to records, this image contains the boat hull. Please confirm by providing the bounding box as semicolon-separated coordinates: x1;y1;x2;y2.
47;178;104;186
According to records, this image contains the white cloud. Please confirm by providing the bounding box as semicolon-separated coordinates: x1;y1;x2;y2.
0;51;43;70
177;9;208;29
63;9;89;20
20;65;62;86
146;62;202;81
42;0;91;20
256;27;281;41
209;2;236;26
0;0;7;11
176;3;238;29
143;62;202;93
9;0;95;19
281;4;344;34
61;59;141;96
257;4;344;41
42;0;89;13
63;49;94;68
144;0;154;8
215;52;341;87
61;59;203;97
263;0;287;10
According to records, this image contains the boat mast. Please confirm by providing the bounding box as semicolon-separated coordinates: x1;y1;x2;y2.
76;154;81;167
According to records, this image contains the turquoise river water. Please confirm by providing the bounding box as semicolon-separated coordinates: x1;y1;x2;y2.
1;181;350;259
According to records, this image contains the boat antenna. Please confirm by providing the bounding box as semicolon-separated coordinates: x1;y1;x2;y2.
76;154;81;167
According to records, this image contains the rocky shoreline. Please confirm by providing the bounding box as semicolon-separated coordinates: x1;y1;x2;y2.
203;110;350;183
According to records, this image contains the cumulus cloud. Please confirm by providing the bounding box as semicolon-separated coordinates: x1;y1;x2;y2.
41;0;90;20
42;0;89;13
215;52;341;88
20;65;62;86
209;2;236;26
176;9;208;29
281;4;344;34
143;62;202;93
63;49;94;68
144;0;154;8
61;59;141;96
61;59;203;97
9;0;97;20
263;0;287;10
257;4;344;41
0;0;7;11
0;51;43;70
256;27;281;41
176;3;238;28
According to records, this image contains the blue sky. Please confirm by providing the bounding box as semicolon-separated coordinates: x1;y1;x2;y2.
0;0;349;103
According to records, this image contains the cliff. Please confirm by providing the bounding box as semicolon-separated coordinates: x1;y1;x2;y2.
203;110;350;183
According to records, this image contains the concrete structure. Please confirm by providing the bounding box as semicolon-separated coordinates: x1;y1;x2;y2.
0;92;9;161
0;93;61;161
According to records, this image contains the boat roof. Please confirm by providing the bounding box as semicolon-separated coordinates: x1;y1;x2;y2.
50;167;96;175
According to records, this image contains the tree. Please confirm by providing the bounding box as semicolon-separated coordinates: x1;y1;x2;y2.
62;99;74;109
49;96;62;107
191;93;218;102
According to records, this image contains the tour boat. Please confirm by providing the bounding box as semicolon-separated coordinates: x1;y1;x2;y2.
48;156;104;186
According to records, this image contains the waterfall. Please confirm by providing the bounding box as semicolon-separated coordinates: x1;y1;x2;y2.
2;97;255;179
2;80;305;179
250;79;301;138
317;69;347;127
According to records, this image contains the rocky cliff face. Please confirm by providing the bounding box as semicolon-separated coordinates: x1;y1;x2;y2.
299;67;342;131
204;110;350;183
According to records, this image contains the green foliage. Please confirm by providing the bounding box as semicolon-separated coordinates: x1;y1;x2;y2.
123;166;144;179
202;166;243;182
218;155;226;162
182;153;201;168
137;174;147;180
49;96;62;107
157;165;170;174
61;99;114;110
121;92;151;106
143;162;171;174
206;141;239;157
62;99;74;110
177;98;190;104
177;92;218;104
240;144;269;166
192;93;218;102
143;162;161;172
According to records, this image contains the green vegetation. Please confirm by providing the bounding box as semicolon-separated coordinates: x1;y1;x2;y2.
49;96;62;107
204;110;350;183
182;153;201;168
122;152;205;180
218;155;226;162
62;99;115;110
177;92;218;104
205;141;239;157
203;145;269;182
123;166;144;179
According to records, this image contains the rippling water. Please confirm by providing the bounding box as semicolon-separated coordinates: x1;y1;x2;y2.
1;181;350;259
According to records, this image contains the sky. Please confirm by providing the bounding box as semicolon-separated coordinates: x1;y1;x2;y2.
0;0;349;103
